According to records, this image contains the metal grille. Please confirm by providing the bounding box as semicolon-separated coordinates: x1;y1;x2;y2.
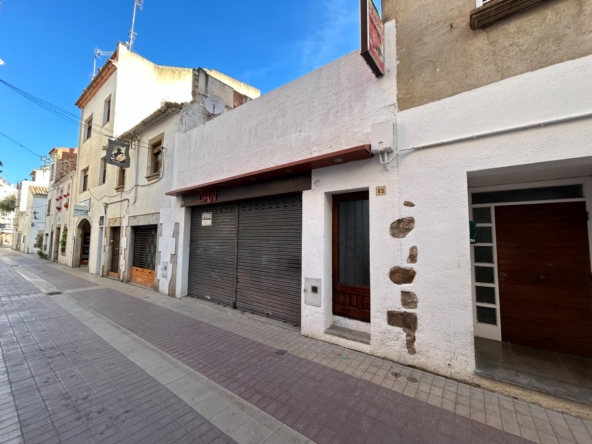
188;204;238;306
236;195;302;325
133;225;158;270
187;195;303;325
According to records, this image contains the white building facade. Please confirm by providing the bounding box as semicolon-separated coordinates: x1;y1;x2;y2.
0;177;17;246
69;43;259;295
158;0;592;410
12;169;50;253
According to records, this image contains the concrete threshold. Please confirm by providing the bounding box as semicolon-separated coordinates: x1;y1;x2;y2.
324;325;371;345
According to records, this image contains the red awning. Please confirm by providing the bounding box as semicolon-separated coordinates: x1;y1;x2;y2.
166;144;372;197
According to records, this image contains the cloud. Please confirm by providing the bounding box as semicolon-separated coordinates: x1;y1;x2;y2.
238;0;359;90
295;0;358;73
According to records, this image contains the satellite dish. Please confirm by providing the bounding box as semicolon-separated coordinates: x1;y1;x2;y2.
205;95;225;115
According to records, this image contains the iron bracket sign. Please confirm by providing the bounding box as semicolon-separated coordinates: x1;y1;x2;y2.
106;140;131;168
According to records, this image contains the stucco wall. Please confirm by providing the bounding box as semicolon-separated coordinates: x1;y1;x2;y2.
383;0;592;110
390;54;592;380
173;22;397;192
173;22;398;308
74;44;193;276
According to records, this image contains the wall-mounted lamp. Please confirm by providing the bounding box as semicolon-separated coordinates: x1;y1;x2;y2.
32;211;38;220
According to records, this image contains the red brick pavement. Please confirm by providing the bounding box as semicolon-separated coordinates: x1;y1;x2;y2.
66;284;535;444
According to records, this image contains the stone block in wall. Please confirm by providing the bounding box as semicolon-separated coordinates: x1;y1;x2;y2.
407;246;418;264
389;267;416;285
387;310;418;355
401;291;418;309
390;217;415;238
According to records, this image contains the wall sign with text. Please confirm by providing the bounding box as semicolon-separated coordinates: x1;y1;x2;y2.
361;0;385;77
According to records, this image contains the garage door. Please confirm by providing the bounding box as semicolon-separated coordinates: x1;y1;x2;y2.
188;204;238;306
236;195;302;325
188;194;302;325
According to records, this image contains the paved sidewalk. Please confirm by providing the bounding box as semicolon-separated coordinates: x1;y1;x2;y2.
0;260;236;444
2;249;592;444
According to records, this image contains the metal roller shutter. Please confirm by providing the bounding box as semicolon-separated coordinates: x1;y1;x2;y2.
236;195;302;325
133;225;158;270
188;204;237;305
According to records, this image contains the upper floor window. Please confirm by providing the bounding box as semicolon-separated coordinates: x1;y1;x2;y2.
99;157;107;185
476;0;493;6
147;134;164;179
81;167;89;192
85;116;93;142
116;167;126;190
103;96;111;125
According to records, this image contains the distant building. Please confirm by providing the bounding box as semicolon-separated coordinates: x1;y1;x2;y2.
0;177;17;246
13;168;50;253
43;147;77;263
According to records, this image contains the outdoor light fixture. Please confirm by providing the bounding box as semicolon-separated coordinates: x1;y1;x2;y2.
33;211;38;220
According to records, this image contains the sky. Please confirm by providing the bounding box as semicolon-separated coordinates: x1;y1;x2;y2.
0;0;378;185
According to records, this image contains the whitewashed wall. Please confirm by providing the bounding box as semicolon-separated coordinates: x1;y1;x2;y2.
393;54;592;380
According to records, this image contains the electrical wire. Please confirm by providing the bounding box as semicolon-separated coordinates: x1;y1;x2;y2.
0;130;44;158
0;78;169;150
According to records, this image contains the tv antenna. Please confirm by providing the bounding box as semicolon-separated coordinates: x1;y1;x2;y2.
93;49;114;78
127;0;144;51
205;95;225;116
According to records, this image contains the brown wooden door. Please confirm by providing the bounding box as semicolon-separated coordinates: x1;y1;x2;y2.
332;192;371;322
496;202;592;357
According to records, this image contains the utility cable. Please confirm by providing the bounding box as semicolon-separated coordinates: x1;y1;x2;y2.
0;78;172;150
0;130;44;158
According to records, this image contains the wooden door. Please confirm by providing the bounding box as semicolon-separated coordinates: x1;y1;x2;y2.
80;226;91;266
496;202;592;357
110;227;121;275
332;192;371;322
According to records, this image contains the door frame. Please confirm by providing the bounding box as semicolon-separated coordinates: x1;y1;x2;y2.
80;224;91;266
469;177;591;341
332;191;371;322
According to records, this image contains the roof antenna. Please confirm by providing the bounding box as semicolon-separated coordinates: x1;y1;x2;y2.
127;0;144;51
93;49;114;78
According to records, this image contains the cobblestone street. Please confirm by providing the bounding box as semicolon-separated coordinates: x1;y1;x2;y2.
1;248;591;444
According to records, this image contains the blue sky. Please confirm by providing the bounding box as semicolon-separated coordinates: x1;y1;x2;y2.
0;0;375;185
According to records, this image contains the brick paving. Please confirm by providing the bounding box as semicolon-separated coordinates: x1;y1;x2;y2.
0;260;236;444
3;249;592;444
68;289;536;444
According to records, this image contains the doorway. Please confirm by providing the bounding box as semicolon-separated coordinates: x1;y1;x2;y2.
80;220;91;266
54;228;60;261
109;227;121;278
496;201;592;358
332;191;371;322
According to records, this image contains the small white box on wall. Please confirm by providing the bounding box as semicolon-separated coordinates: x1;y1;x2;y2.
371;120;395;154
304;278;322;307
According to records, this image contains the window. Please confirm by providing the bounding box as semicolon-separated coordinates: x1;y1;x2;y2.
103;97;111;125
85;115;93;141
81;167;89;192
116;167;126;190
99;157;107;185
471;0;548;29
147;134;164;178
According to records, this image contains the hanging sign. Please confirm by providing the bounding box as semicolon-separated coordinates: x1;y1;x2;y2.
74;198;91;217
106;140;131;168
361;0;385;77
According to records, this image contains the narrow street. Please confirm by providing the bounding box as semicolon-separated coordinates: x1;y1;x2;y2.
0;248;590;444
